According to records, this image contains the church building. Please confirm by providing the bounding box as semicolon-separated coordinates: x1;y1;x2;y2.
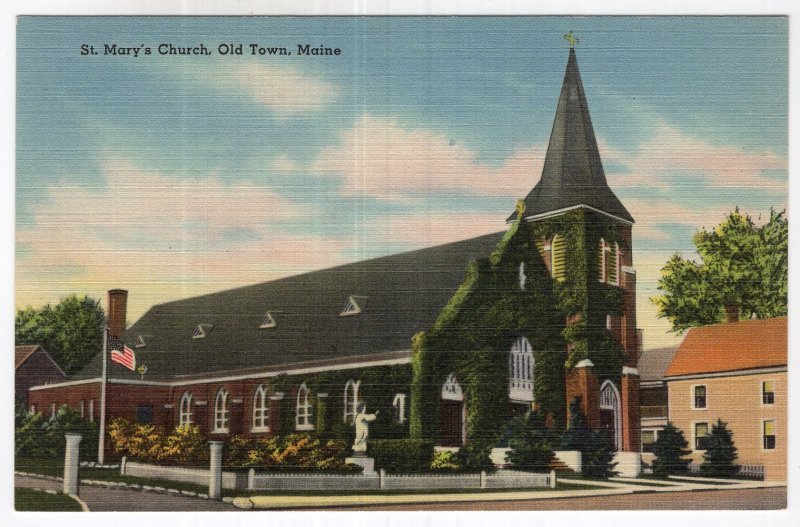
27;47;642;468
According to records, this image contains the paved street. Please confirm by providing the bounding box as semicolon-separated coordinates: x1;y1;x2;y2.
328;487;787;511
14;475;236;511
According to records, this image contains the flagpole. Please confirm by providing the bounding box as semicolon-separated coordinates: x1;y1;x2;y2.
98;326;108;465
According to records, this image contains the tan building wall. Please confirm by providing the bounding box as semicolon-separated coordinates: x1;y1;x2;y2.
667;369;786;481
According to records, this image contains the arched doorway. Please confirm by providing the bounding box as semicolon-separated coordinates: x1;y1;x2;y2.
599;380;622;451
440;373;465;446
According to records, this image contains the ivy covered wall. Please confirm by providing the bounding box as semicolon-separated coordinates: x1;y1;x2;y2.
410;209;627;445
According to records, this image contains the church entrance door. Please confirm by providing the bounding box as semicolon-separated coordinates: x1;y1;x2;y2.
440;373;465;446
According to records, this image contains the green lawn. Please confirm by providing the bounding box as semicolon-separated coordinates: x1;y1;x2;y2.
15;487;83;512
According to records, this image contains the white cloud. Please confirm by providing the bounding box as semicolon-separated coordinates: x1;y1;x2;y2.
16;159;352;320
178;61;338;117
312;114;544;201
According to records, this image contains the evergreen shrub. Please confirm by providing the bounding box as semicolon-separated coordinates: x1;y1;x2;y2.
651;422;692;478
505;411;555;472
700;419;739;478
367;439;435;472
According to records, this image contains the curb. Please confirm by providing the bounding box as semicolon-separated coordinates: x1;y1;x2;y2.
15;471;212;500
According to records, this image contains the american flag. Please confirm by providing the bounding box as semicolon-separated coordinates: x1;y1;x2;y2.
109;337;136;371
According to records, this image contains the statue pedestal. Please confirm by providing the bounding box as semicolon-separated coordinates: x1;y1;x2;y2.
346;454;376;475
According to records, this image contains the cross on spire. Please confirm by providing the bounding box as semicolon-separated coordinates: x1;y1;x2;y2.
564;31;578;48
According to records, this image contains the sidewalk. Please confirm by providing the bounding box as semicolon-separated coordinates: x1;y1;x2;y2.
234;475;788;510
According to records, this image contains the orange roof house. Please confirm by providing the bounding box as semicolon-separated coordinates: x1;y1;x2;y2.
665;316;787;377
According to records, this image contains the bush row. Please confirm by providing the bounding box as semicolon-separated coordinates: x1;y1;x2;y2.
15;406;99;461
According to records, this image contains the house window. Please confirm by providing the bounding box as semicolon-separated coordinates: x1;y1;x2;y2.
79;400;85;418
762;381;775;405
89;400;95;422
518;262;527;291
29;404;36;415
509;336;534;402
694;422;709;450
50;403;56;418
179;392;193;427
393;393;407;424
252;384;269;431
763;420;776;450
137;405;153;424
213;388;230;433
296;382;314;431
693;385;707;409
550;235;566;282
641;429;658;453
343;380;361;423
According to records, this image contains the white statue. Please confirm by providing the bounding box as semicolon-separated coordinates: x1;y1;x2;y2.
352;402;379;454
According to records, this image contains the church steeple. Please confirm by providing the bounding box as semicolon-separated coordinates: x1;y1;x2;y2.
509;47;634;224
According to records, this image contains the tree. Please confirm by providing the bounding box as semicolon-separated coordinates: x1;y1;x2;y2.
651;208;787;332
651;422;692;478
700;419;739;478
561;397;592;452
15;295;105;374
505;410;555;472
560;397;618;479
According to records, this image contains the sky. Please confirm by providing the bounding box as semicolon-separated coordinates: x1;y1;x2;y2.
15;16;788;349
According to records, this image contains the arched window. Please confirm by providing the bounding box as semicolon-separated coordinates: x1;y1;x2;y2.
392;393;407;424
550;235;566;281
179;391;193;427
213;388;230;433
509;336;534;402
441;373;464;401
296;382;314;431
343;379;361;423
252;384;269;431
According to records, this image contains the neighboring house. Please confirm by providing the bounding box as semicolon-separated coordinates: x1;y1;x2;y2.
664;316;787;481
15;344;66;407
27;47;643;470
637;345;679;463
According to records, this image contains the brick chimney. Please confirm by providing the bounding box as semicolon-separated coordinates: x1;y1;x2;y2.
724;303;740;324
107;289;128;339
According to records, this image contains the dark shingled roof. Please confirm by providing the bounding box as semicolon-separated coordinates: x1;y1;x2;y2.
16;344;42;369
508;48;634;224
637;346;680;383
76;232;506;381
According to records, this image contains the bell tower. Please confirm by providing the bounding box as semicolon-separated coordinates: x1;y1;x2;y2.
509;43;640;453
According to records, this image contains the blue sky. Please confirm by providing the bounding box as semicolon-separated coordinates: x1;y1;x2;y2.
15;16;788;348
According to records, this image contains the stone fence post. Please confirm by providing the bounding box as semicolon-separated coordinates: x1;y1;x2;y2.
209;441;224;499
63;433;82;496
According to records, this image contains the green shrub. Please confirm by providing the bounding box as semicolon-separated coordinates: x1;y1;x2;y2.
505;411;555;472
582;431;619;479
455;439;495;472
700;419;739;478
108;418;206;466
368;439;435;472
430;450;460;471
15;406;98;461
652;422;692;478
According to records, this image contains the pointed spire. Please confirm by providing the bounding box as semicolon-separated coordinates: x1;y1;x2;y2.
509;48;633;223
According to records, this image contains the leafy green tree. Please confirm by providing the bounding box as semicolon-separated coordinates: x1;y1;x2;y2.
652;208;787;332
505;410;555;472
651;422;692;478
15;294;105;374
700;419;739;478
